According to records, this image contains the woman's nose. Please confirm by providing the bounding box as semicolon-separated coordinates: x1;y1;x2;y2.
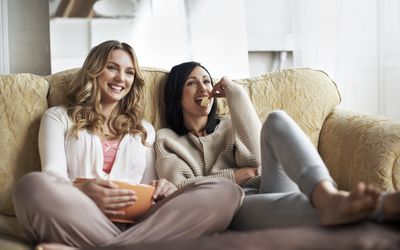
198;82;207;91
115;71;125;81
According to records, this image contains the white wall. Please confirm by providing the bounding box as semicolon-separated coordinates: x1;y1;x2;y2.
50;0;249;78
184;0;249;78
3;0;399;120
379;0;400;119
6;0;51;75
291;0;400;120
245;0;294;76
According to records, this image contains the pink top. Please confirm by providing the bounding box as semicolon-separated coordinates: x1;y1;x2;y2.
102;139;121;174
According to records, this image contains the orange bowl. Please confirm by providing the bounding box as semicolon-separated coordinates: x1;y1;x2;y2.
74;178;155;223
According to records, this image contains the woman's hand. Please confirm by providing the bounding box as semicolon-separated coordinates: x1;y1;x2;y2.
234;167;259;185
150;178;177;202
74;178;137;216
210;76;234;98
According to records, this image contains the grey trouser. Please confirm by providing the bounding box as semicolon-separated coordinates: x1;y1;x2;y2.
230;110;334;230
13;173;243;247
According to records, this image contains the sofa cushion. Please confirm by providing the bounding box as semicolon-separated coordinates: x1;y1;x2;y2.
0;74;49;215
45;68;79;108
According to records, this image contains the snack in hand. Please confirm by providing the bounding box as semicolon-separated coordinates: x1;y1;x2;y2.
200;96;209;107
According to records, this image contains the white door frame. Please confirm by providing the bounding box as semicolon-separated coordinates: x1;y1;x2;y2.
0;0;9;74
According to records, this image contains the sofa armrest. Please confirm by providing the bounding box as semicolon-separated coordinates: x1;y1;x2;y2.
318;108;400;191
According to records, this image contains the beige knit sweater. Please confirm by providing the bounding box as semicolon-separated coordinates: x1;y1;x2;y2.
155;82;262;189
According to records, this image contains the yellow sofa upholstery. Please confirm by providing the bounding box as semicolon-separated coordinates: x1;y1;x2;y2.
0;67;399;248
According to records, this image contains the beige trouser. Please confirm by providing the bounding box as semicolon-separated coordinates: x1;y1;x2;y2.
13;172;243;248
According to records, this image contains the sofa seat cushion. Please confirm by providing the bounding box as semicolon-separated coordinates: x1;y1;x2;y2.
0;234;30;250
0;74;48;215
0;215;29;245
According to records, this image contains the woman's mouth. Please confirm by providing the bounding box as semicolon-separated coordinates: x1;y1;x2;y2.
195;96;209;107
108;84;124;93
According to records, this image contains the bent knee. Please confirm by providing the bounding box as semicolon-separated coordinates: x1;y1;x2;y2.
216;180;243;202
14;172;46;197
262;110;292;137
204;179;243;212
191;179;243;205
13;172;55;207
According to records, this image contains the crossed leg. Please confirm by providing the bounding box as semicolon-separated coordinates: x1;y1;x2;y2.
13;173;243;249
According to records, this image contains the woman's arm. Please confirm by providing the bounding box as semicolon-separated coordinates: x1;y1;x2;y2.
212;77;262;168
140;147;157;185
38;107;70;181
140;121;158;184
155;154;235;189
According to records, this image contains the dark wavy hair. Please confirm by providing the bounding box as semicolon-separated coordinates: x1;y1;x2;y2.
165;61;219;135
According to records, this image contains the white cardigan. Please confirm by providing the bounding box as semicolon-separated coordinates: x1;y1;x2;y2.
38;106;156;184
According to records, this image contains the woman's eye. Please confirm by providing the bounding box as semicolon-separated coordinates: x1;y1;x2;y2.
107;65;117;71
204;79;211;84
126;71;135;75
186;81;195;86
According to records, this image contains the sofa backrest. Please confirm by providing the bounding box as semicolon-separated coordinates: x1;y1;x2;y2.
0;74;49;215
46;67;341;146
0;67;340;216
230;68;341;146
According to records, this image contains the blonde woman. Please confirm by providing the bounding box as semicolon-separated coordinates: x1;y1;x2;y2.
13;41;243;250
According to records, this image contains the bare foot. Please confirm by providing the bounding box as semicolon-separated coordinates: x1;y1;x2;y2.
36;243;77;250
383;192;400;220
313;181;376;225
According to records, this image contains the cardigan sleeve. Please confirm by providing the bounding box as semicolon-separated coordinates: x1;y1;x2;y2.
140;121;158;184
224;83;262;168
38;107;70;181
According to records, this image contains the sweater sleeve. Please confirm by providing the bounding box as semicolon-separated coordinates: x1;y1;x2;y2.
155;137;236;189
38;107;70;181
156;156;235;189
224;83;262;168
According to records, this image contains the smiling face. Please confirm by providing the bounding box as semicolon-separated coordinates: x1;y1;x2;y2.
181;66;214;121
97;49;135;108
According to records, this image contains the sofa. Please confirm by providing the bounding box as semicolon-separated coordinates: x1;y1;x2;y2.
1;67;400;249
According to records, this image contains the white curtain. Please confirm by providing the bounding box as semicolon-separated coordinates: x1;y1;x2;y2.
292;0;379;115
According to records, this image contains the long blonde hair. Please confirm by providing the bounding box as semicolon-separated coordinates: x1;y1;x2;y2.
66;40;147;144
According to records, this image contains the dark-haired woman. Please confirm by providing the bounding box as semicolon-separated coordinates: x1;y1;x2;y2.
155;61;400;230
